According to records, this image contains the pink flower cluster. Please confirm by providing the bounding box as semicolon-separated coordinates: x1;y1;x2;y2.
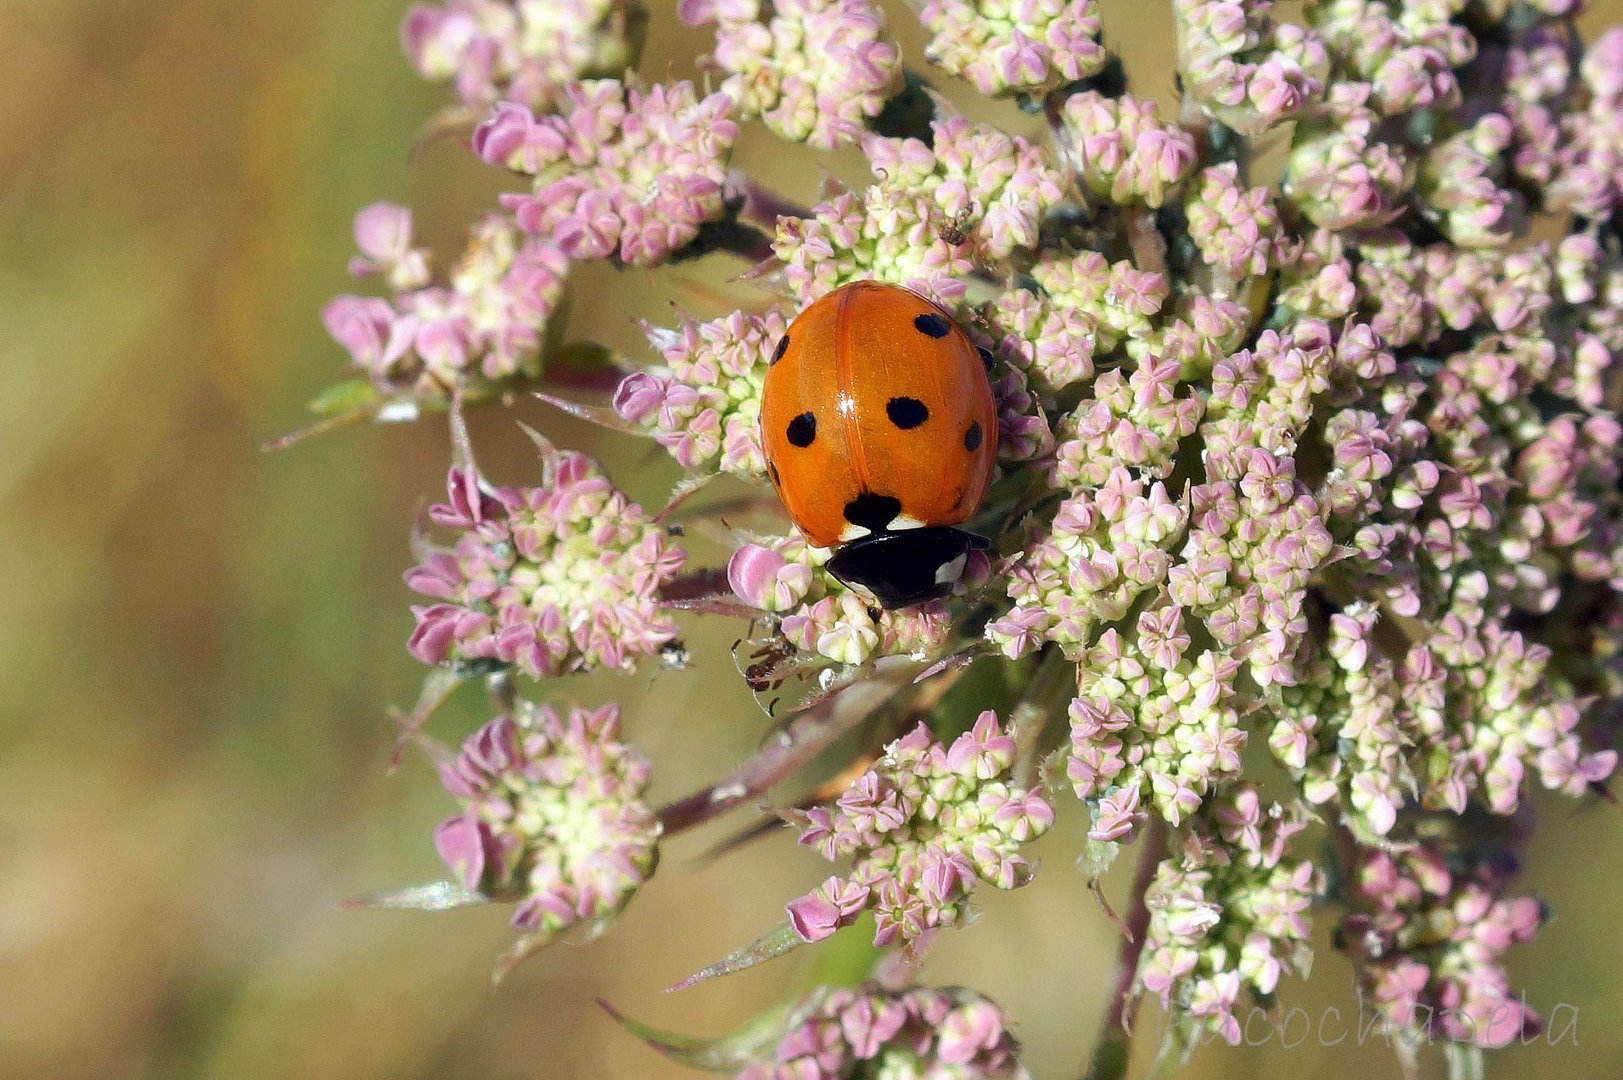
1340;839;1545;1048
434;701;659;933
477;79;739;267
773;187;976;307
1046;358;1197;487
1309;0;1465;118
402;0;645;109
1065;613;1246;836
311;0;1623;1068
614;308;785;476
1060;91;1198;207
738;983;1028;1079
680;0;901;150
323;207;568;393
862;113;1067;264
786;714;1053;946
919;0;1106;97
989;469;1188;660
1276;606;1617;843
406;447;685;678
1183;163;1286;281
1285;109;1411;231
1137;789;1319;1045
1173;0;1327;134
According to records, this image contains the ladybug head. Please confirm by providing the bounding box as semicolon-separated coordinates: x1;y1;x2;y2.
824;526;989;609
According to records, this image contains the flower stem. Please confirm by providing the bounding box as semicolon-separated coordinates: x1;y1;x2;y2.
738;179;809;229
1010;645;1076;785
1083;817;1167;1080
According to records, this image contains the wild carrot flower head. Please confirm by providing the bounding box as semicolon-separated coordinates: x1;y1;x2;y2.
1136;789;1318;1045
680;0;902;149
1173;0;1327;134
402;0;647;109
1339;831;1546;1048
1060;91;1198;207
405;444;685;678
313;0;1623;1072
614;308;787;476
737;983;1029;1079
479;79;740;266
323;209;568;394
786;712;1053;947
434;700;659;933
918;0;1106;98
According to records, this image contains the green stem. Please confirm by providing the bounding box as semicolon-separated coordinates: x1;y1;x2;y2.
1010;645;1076;785
1083;817;1168;1080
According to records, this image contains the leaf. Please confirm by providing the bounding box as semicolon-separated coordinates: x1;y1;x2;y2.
913;643;987;683
658;595;767;619
599;998;790;1072
1079;835;1132;938
309;377;383;417
1080;834;1123;881
533;391;649;435
261;397;384;451
668;922;806;991
492;928;560;987
341;880;489;912
656;657;917;834
655;471;721;523
262;383;429;451
1144;1014;1199;1080
389;666;471;771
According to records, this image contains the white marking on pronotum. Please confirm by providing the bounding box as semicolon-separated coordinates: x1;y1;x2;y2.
935;551;968;585
890;514;925;530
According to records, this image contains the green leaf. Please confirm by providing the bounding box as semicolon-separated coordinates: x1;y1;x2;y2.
307;377;382;417
341;880;488;912
669;921;806;991
492;928;560;987
599;998;790;1072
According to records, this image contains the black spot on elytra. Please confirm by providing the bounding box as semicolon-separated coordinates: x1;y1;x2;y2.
964;421;983;452
844;492;902;531
771;333;790;365
913;312;951;338
786;412;816;447
977;346;995;373
886;396;928;429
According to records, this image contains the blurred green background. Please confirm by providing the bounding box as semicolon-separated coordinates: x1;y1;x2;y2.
3;1;1621;1077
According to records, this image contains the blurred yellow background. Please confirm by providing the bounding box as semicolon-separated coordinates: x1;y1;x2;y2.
3;1;1621;1078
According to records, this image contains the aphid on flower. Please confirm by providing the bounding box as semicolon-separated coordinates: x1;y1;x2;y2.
759;281;998;609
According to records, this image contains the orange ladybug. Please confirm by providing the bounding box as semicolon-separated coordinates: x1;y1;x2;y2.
760;280;998;608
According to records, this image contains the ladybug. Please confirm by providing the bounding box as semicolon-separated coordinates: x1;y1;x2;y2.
760;280;998;609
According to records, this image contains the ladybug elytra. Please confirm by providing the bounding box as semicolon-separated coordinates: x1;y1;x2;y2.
760;281;998;609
